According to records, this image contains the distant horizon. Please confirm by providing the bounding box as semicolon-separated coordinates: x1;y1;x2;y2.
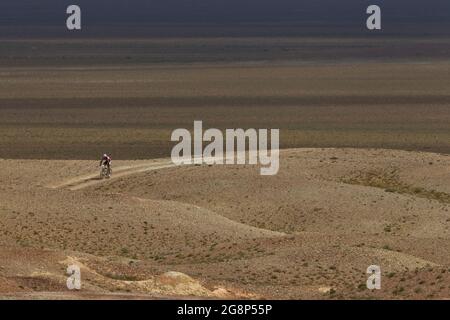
2;21;450;39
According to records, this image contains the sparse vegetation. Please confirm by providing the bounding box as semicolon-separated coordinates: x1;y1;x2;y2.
342;169;450;204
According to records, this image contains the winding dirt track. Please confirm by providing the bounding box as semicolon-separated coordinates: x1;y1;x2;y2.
49;160;176;191
48;152;264;191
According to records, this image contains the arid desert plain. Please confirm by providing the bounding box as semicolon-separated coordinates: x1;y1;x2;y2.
0;37;449;299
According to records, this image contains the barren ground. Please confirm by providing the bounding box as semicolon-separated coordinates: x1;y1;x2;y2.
0;148;448;299
0;37;449;299
0;42;450;159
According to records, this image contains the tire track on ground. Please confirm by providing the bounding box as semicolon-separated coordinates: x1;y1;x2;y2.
48;160;175;191
48;151;279;191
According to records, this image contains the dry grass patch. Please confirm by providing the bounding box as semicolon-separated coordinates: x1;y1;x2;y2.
342;169;450;204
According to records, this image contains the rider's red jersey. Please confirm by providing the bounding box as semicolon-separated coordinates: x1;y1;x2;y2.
101;155;111;164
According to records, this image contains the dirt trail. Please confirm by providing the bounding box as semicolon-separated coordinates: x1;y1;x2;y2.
48;160;175;191
47;153;260;191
